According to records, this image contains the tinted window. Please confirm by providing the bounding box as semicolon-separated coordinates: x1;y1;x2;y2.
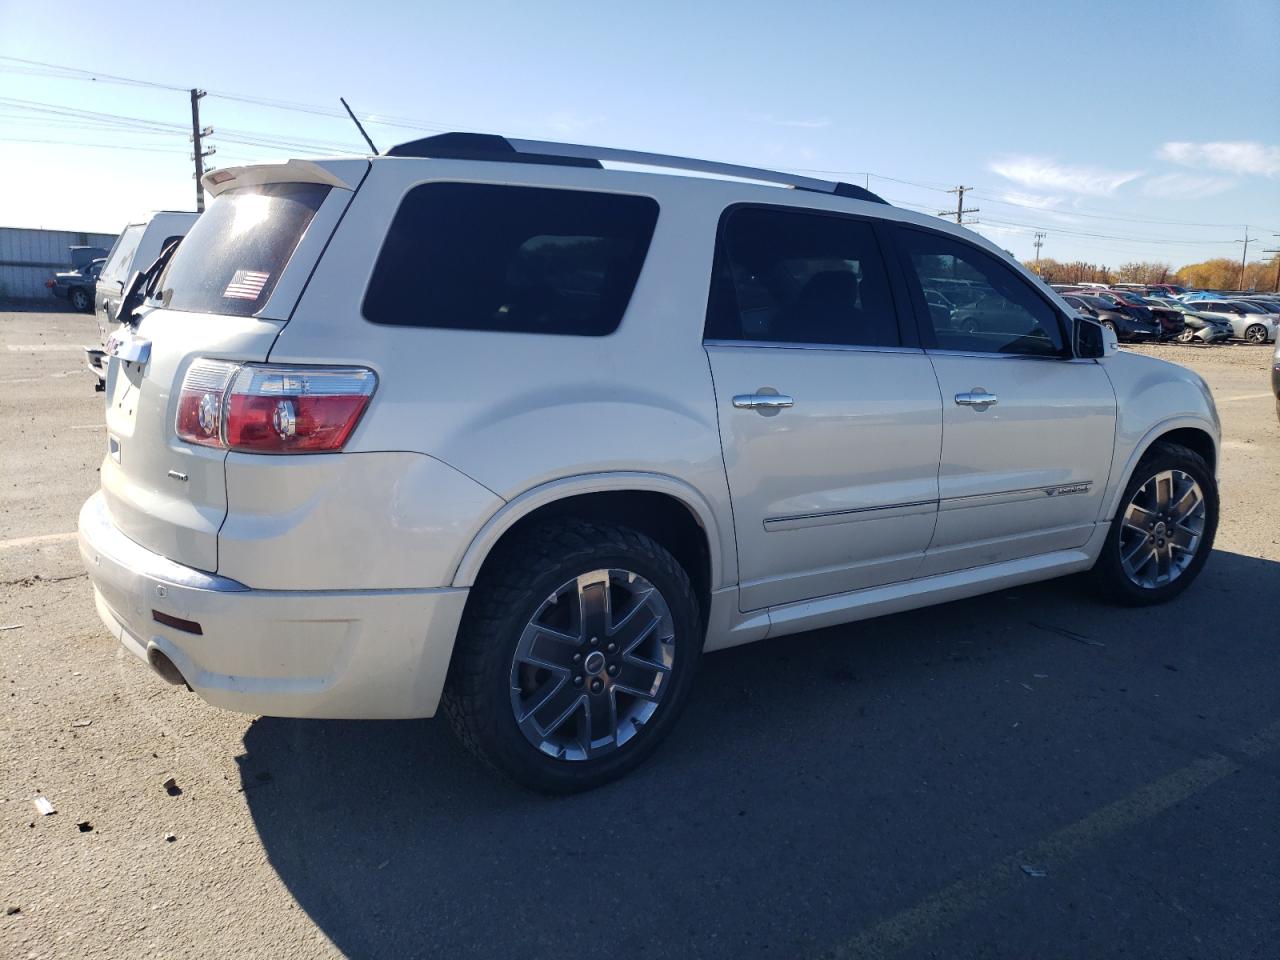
897;228;1066;357
363;183;659;336
705;207;899;347
100;224;144;284
159;183;328;317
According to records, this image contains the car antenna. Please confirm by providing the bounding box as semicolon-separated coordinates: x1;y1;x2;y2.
340;97;379;155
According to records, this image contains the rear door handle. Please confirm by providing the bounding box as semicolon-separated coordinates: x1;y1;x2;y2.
733;393;795;411
955;389;998;409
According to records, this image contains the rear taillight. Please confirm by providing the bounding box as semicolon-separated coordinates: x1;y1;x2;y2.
175;360;376;453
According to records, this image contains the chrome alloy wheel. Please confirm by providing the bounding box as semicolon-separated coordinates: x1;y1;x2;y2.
509;569;676;760
1119;469;1207;589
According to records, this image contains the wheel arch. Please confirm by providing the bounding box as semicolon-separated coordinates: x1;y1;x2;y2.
1105;417;1218;519
451;472;727;623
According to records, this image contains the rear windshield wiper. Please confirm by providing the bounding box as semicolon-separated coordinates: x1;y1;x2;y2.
117;238;183;327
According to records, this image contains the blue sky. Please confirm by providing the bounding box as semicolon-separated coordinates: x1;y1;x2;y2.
2;0;1277;267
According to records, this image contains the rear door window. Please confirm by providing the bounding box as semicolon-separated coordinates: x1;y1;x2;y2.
704;206;901;347
362;183;659;336
158;183;329;317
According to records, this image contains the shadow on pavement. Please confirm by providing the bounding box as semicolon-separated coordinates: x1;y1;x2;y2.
238;549;1279;959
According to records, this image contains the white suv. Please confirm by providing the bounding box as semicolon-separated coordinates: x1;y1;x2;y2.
79;134;1221;792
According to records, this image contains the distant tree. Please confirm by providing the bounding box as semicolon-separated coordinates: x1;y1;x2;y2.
1114;261;1173;284
1177;258;1241;290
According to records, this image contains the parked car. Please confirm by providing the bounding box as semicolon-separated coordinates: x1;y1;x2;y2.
1060;293;1158;342
1235;298;1280;320
1152;299;1233;343
95;211;198;334
90;211;198;385
78;133;1221;792
46;257;105;312
1273;339;1280;423
1130;296;1187;340
1191;300;1279;343
1086;290;1175;338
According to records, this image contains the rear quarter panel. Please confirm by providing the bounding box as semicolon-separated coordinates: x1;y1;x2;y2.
266;161;740;588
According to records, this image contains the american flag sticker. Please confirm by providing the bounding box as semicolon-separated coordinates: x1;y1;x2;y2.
223;269;271;300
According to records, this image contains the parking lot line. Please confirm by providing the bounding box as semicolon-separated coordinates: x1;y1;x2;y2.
828;716;1280;960
5;343;85;352
0;531;77;550
1216;392;1273;403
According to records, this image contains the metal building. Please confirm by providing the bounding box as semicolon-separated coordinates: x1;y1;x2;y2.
0;226;120;302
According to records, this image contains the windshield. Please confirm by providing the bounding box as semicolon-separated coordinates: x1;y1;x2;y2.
158;182;329;317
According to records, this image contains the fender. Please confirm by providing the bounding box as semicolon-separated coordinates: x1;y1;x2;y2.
450;471;731;589
1100;414;1219;521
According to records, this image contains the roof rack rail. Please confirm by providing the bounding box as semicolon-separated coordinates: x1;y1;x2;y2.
384;132;889;205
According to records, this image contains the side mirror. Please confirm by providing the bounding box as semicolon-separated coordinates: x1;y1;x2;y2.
1072;315;1111;358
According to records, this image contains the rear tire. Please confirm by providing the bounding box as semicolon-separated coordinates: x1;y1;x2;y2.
70;287;90;312
1244;323;1268;344
442;519;702;794
1090;441;1217;605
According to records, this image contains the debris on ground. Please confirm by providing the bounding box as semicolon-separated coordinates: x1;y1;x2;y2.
5;905;18;916
1020;682;1034;691
1029;621;1106;647
163;777;181;796
164;832;176;842
77;821;92;832
32;796;55;816
71;719;92;728
1033;673;1048;679
1020;864;1047;878
0;624;23;631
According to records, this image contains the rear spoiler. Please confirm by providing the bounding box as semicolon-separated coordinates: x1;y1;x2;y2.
202;158;368;198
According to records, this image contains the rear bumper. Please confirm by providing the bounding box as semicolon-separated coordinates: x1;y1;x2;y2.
78;492;468;719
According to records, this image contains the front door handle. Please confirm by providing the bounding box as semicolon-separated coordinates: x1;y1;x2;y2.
955;389;998;410
733;393;795;412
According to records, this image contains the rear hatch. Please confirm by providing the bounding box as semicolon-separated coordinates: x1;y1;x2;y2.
99;159;368;572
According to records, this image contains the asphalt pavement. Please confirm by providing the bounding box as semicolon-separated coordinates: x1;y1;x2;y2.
2;310;1278;959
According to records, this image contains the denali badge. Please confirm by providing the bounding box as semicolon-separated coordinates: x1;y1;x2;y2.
1045;482;1091;497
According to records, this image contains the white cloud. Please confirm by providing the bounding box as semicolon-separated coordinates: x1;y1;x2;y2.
750;114;832;129
1158;141;1280;177
1141;172;1236;198
989;156;1143;195
995;190;1063;210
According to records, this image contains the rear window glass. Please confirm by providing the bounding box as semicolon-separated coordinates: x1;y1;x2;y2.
101;224;144;284
158;182;329;317
362;183;659;336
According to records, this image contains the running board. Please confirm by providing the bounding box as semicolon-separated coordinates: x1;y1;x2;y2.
706;545;1099;651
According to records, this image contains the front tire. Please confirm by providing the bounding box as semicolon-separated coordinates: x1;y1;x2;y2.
70;287;90;312
443;520;702;793
1091;441;1217;605
1176;326;1196;344
1244;323;1269;344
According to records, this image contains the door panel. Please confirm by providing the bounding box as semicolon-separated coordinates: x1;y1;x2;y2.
922;354;1116;575
889;222;1118;576
707;345;942;610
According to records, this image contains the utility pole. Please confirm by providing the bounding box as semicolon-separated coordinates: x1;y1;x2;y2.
1032;231;1046;273
938;186;979;225
1234;227;1252;291
189;89;215;213
1266;234;1280;293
